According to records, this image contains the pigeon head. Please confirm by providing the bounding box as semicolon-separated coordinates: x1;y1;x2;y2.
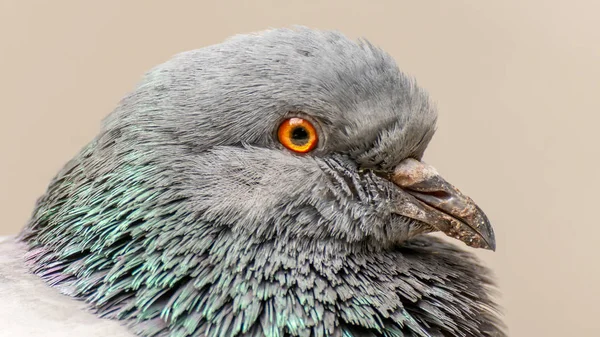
20;27;501;337
95;27;494;250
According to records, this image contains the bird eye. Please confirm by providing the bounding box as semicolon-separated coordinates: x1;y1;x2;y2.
277;117;318;153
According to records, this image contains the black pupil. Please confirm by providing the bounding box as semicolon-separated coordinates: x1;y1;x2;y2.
290;126;309;145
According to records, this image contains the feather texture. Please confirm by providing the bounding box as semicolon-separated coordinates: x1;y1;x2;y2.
17;27;505;337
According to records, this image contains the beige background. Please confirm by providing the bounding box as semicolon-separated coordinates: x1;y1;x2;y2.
1;1;598;336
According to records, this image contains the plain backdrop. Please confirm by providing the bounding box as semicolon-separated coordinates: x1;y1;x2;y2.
1;1;599;336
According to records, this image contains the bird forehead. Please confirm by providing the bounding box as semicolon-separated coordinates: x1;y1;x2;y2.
220;28;435;128
109;27;436;158
179;28;403;93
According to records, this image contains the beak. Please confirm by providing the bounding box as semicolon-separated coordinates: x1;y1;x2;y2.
389;158;496;251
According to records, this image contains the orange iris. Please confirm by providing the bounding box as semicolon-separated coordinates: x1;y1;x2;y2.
277;117;318;153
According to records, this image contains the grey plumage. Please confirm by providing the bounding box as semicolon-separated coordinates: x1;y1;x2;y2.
8;27;504;337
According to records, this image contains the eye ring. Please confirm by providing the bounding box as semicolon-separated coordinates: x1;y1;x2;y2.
277;117;318;153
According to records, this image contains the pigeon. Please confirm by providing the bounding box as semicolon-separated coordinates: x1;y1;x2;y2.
0;27;505;337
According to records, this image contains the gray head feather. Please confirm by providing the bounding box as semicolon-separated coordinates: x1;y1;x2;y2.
20;27;504;337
